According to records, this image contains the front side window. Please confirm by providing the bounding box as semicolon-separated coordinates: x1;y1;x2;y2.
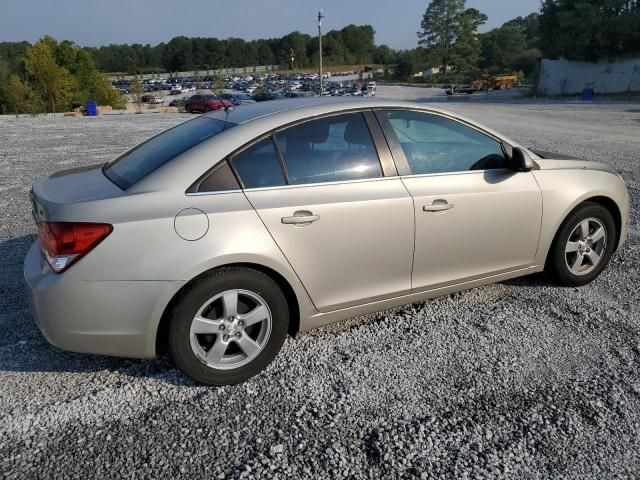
275;113;382;185
381;110;507;175
104;117;234;189
231;138;286;189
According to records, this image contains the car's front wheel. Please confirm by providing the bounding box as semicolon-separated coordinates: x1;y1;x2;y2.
548;202;617;286
169;267;289;385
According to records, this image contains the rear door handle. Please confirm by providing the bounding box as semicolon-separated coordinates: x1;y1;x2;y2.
423;201;454;212
281;212;320;225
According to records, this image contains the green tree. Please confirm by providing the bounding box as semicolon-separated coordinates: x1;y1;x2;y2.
539;0;640;61
373;45;397;64
24;36;76;113
129;76;144;112
5;74;41;116
479;26;528;73
418;0;487;77
448;8;487;77
418;0;465;73
503;13;540;46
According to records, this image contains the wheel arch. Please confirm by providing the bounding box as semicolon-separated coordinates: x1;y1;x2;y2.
544;195;622;267
155;262;302;356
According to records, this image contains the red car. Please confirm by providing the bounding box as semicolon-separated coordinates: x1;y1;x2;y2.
185;95;234;113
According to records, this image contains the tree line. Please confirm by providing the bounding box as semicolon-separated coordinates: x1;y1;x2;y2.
85;25;382;74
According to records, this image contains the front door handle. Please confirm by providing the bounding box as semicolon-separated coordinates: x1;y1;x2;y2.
423;201;454;212
282;211;320;225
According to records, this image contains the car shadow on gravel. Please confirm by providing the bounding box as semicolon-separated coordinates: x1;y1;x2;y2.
0;234;186;383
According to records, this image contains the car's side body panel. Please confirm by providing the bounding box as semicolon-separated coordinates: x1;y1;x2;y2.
401;169;543;291
532;163;630;266
245;177;415;312
300;265;541;332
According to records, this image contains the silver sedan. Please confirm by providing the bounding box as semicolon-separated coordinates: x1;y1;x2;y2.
24;98;630;384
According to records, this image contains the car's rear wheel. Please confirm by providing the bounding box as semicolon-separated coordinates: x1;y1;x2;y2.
548;202;617;286
169;267;289;385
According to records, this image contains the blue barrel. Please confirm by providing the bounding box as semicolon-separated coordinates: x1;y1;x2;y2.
85;101;97;116
581;88;594;101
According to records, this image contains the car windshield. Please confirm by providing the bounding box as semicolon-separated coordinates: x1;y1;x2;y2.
103;117;235;189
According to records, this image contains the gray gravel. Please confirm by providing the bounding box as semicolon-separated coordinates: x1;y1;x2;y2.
1;95;639;479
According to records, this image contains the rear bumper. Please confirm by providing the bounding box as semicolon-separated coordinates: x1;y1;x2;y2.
23;241;183;359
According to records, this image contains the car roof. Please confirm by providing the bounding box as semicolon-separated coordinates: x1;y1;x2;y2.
202;97;491;134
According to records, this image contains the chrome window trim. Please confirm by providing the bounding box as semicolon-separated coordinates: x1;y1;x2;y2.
398;167;514;180
186;189;244;197
186;175;403;196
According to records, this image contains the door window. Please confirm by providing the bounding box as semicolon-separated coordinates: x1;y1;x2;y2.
231;137;285;189
275;113;382;185
381;110;507;175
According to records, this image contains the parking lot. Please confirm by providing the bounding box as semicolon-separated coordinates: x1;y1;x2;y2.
1;88;639;478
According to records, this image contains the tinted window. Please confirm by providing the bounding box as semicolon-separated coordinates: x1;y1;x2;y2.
231;138;285;189
196;161;240;193
104;117;234;189
382;110;506;175
275;113;382;185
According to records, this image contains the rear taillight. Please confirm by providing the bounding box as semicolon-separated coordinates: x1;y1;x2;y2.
37;222;113;273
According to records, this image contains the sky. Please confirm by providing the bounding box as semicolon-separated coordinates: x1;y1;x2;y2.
0;0;540;49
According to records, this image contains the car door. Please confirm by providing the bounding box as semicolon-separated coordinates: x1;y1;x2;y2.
233;112;415;312
376;109;542;291
188;95;200;111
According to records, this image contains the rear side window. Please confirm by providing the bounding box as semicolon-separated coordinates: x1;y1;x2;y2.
231;138;286;189
195;161;240;193
274;113;382;185
104;117;234;189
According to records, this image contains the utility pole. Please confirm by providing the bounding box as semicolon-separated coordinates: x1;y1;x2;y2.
290;48;295;70
318;9;324;96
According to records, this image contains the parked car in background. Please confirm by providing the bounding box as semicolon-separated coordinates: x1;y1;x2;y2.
219;92;256;106
25;98;629;385
148;95;164;104
283;92;314;99
252;92;285;102
185;95;234;113
169;97;190;108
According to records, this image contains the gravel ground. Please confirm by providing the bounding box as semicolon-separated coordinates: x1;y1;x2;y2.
1;91;639;479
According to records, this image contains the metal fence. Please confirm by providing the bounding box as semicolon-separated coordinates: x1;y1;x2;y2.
110;65;285;81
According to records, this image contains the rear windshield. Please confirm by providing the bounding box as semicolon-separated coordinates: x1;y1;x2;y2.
103;117;235;189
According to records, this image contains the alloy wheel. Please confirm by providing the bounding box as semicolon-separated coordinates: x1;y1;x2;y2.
189;289;272;370
564;217;607;276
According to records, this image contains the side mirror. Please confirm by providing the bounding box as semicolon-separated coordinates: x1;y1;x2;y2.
511;147;534;172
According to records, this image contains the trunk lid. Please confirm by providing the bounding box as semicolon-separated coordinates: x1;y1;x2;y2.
30;163;122;222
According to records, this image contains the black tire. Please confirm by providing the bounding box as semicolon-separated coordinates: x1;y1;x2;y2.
169;267;289;385
547;201;617;286
185;105;191;113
